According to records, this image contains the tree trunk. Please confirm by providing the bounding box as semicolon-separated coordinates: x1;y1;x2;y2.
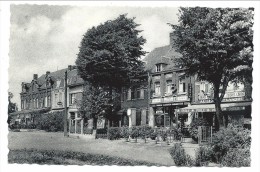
108;86;113;128
213;83;224;131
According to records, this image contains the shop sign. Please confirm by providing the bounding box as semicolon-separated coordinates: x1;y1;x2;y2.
164;97;173;102
152;98;161;103
173;95;188;101
224;91;245;98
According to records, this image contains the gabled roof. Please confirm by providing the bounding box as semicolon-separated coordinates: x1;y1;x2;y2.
67;69;84;86
142;45;182;72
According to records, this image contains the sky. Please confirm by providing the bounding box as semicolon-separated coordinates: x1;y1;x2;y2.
9;4;179;109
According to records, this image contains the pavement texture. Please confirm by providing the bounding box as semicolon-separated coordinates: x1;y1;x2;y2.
8;131;199;166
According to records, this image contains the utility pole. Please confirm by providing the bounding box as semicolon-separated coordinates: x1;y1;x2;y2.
64;70;68;137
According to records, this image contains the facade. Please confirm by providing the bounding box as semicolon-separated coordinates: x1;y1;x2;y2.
120;74;149;127
10;69;67;125
120;33;252;129
67;67;85;134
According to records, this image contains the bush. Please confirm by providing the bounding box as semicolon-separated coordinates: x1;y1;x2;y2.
169;143;194;166
129;126;140;139
139;126;152;142
149;129;158;140
189;118;209;142
121;126;130;141
210;124;251;163
220;148;250;167
107;127;121;140
83;128;93;135
35;112;64;132
169;127;182;141
194;146;214;166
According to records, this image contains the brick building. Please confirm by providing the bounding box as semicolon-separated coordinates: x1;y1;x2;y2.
120;33;252;129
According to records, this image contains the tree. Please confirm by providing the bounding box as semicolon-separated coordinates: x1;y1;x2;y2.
77;82;121;128
170;7;254;130
8;92;17;124
76;14;146;123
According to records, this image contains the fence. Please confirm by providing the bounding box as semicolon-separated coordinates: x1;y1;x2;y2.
198;126;212;145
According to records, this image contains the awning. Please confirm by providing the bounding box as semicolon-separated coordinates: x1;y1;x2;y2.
175;102;251;114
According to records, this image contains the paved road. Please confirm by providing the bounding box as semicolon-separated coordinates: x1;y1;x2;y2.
8;131;198;166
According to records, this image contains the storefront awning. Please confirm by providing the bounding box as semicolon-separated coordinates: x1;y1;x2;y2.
175;102;251;114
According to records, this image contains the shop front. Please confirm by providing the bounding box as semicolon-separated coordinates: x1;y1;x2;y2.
175;102;252;128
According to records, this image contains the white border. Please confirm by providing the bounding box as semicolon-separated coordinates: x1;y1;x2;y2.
1;1;260;172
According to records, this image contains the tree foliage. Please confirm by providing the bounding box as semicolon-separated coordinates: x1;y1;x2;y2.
78;83;121;120
8;92;17;114
76;14;146;88
76;14;146;123
170;7;254;130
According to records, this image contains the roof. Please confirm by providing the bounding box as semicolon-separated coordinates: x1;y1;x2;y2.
176;102;252;114
37;68;68;87
67;69;84;86
142;45;182;72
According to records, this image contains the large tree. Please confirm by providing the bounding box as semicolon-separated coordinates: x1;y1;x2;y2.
76;14;146;123
170;7;254;130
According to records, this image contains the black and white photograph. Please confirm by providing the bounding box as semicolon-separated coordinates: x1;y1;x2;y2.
0;1;260;171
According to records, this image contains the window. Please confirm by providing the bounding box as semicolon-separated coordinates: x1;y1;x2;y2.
179;78;186;93
36;99;38;109
140;88;144;99
59;92;63;102
69;93;82;105
156;64;161;72
131;88;135;100
136;110;141;126
44;96;47;107
155;82;161;95
47;96;51;107
69;93;76;105
127;89;131;100
146;110;149;125
55;93;58;104
33;99;36;109
200;82;209;93
136;88;140;99
166;80;172;94
21;100;24;109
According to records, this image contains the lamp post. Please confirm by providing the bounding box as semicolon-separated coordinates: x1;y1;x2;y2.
64;70;68;137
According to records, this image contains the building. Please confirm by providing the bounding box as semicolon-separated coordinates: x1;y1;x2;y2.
120;33;252;129
120;74;149;127
10;68;67;125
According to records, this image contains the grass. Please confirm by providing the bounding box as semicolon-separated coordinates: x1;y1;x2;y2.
8;149;161;166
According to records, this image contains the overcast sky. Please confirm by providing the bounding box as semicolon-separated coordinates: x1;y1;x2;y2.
9;4;179;109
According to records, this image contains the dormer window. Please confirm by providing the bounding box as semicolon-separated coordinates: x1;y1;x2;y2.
156;64;161;72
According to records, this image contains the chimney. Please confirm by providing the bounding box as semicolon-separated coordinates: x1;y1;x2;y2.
33;74;38;80
68;65;72;71
46;71;50;77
